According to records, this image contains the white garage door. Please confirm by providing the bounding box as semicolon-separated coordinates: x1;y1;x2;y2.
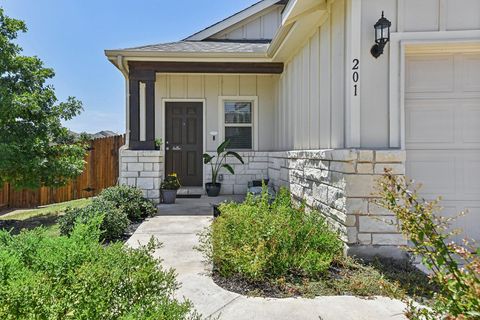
405;51;480;242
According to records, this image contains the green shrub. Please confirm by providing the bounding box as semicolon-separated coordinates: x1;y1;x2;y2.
99;185;156;221
377;171;480;319
0;219;198;320
59;198;128;242
198;188;343;281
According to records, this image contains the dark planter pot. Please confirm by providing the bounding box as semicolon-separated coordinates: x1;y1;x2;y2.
161;189;177;204
205;182;221;197
212;204;221;218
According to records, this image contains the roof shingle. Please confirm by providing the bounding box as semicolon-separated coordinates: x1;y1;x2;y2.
118;41;269;54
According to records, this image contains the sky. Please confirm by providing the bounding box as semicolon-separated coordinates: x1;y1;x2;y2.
1;0;259;134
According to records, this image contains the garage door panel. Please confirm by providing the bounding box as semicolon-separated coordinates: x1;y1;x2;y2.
407;150;480;201
462;54;480;92
406;55;455;93
438;202;480;243
407;151;456;198
406;100;480;149
406;51;480;242
462;156;480;196
460;103;480;143
406;102;455;144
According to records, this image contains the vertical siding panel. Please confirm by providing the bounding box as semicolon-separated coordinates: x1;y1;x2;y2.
309;30;321;149
155;75;167;139
169;75;186;98
287;62;294;149
280;75;290;149
221;75;239;96
320;22;332;149
331;0;346;148
187;75;203;98
294;57;301;149
239;75;257;96
257;75;275;150
301;44;310;149
205;75;220;151
361;0;397;147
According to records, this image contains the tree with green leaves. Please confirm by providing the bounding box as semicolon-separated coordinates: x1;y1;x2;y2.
0;8;86;189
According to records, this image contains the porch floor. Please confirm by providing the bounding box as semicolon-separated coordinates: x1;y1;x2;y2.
177;186;205;196
157;194;245;216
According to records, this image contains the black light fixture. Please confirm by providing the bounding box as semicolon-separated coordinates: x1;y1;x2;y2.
371;11;391;58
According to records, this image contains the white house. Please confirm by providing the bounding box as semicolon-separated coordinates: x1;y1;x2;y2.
105;0;480;258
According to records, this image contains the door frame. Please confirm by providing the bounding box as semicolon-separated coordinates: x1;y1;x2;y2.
388;30;480;149
161;99;206;187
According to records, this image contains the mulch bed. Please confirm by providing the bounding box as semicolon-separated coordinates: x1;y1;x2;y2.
0;215;144;243
211;257;436;299
0;215;58;235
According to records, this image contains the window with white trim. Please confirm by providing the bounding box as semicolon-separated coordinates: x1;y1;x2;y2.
223;100;253;149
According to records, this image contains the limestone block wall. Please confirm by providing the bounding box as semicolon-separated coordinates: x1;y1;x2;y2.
204;151;270;195
268;149;408;259
119;148;164;204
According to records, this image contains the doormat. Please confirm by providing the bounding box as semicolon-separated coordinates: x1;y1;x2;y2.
176;194;202;199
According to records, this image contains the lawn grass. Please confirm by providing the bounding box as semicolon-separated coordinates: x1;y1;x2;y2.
0;198;92;236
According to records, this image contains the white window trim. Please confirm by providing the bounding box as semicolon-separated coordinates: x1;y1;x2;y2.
218;96;259;151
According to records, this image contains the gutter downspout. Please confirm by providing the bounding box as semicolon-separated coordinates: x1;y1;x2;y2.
116;55;130;148
116;55;129;185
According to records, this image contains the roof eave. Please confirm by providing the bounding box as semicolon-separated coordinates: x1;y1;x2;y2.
104;50;272;70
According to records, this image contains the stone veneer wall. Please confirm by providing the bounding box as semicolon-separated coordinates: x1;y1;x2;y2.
204;151;270;195
119;146;407;258
268;149;408;259
118;147;164;204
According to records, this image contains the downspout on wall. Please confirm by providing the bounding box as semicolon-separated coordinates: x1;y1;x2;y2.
116;55;130;148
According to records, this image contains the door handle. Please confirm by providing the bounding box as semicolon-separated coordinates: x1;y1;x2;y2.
172;146;182;151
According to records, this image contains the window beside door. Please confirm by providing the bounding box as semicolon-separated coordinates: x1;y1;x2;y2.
220;97;258;150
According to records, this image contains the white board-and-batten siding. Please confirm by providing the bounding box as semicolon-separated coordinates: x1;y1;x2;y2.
211;5;283;41
154;74;277;152
274;0;346;151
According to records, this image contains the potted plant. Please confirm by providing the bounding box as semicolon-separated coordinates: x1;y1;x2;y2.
160;173;181;204
155;138;163;151
203;139;244;197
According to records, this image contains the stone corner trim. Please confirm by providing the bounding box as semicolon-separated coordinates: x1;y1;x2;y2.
119;148;164;204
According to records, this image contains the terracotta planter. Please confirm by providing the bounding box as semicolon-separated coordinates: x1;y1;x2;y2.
205;183;221;197
161;189;177;204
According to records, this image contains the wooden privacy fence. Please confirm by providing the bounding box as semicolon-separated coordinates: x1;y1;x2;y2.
0;135;125;208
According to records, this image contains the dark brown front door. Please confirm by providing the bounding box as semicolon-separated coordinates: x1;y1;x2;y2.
165;102;203;186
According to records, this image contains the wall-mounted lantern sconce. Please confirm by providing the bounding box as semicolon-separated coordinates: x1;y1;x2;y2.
371;11;391;58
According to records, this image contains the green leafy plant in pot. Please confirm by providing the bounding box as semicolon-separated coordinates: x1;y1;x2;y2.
161;173;181;204
203;140;244;197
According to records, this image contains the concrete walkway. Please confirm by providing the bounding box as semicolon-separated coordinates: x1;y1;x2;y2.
126;197;408;320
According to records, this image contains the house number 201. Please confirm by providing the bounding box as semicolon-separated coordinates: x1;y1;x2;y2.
352;59;359;96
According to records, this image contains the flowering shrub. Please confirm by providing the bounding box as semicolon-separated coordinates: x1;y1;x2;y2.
376;171;480;319
198;188;343;281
